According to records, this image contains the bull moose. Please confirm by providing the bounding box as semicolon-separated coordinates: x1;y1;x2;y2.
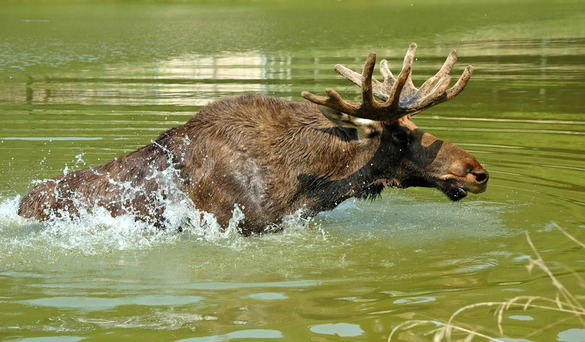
18;43;489;235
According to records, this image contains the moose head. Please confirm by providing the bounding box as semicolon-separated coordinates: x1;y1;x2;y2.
301;43;488;202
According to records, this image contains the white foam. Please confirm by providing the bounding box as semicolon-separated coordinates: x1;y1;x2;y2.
0;193;230;256
0;189;319;258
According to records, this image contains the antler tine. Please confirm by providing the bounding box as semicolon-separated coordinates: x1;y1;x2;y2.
388;43;417;110
445;65;473;100
407;64;473;115
407;75;452;113
301;88;360;115
379;59;394;86
301;52;385;119
417;49;458;97
334;61;388;101
361;52;377;111
334;63;361;85
377;59;394;101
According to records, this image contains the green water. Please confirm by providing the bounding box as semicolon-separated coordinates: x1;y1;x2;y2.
1;1;585;341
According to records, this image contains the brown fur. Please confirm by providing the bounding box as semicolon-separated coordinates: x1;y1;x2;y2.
18;94;488;235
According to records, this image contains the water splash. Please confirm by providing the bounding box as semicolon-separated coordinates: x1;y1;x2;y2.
0;192;254;259
0;187;320;264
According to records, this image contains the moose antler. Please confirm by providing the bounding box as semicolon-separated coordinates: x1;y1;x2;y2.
301;43;473;123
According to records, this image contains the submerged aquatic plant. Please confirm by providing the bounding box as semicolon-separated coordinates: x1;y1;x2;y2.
388;222;585;342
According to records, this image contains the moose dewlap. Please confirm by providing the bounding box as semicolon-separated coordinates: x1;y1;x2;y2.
18;43;489;235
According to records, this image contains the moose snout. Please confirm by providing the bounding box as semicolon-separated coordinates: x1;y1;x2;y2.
440;157;489;195
471;169;489;184
463;167;489;193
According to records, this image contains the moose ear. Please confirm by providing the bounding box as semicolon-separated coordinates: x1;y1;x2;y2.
317;105;382;139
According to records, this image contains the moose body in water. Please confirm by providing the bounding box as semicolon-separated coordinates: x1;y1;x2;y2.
19;43;488;235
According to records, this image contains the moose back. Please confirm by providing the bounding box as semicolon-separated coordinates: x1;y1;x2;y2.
18;44;489;235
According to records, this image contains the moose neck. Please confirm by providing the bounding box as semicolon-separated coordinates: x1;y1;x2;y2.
290;124;387;214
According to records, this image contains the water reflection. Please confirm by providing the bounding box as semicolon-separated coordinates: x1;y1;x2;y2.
557;329;585;342
13;37;585;111
176;329;283;341
309;323;365;338
20;295;205;311
5;51;291;108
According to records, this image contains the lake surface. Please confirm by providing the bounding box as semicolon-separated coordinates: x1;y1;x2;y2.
1;1;584;341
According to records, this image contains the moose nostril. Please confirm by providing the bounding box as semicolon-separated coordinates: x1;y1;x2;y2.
472;170;489;184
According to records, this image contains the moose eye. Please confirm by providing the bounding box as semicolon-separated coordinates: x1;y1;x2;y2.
391;127;409;145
